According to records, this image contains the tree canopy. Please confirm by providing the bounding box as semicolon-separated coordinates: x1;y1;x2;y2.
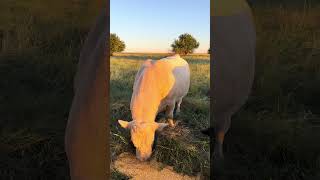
110;33;125;55
171;33;199;55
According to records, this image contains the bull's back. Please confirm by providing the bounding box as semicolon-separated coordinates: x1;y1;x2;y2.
160;56;190;95
157;57;190;110
212;3;255;115
131;56;190;116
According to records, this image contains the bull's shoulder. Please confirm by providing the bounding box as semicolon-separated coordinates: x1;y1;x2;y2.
135;59;154;77
133;59;155;90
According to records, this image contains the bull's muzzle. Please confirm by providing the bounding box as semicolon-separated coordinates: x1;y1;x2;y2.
136;149;152;161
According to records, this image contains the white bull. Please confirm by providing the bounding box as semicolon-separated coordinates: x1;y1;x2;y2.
118;54;190;161
202;0;256;171
65;9;109;180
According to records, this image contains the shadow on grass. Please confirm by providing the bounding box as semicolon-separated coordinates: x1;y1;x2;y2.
212;109;320;180
0;129;70;180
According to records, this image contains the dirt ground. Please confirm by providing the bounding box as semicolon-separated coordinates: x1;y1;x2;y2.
114;153;201;180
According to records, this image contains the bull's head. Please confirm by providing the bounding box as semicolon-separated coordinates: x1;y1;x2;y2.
118;120;168;161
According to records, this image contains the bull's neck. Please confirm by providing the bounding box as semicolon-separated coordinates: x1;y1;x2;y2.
130;70;162;123
131;92;161;123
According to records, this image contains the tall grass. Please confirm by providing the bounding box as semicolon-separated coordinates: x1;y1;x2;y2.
218;5;320;180
0;2;101;179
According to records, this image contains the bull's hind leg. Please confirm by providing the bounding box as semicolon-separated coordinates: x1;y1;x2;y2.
175;97;183;115
165;102;176;127
214;112;231;162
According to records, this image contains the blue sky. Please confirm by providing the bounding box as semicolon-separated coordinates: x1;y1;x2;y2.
110;0;210;53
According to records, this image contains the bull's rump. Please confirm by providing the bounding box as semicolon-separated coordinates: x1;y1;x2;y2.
156;56;190;113
158;65;190;112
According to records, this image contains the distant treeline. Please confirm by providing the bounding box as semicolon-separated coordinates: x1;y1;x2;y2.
248;0;320;7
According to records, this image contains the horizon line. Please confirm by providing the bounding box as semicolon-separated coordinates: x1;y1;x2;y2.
114;52;210;55
123;50;209;53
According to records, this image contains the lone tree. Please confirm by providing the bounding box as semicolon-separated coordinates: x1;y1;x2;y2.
171;33;199;55
110;33;125;56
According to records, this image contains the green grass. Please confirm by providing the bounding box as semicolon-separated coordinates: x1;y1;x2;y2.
0;1;96;180
216;5;320;180
0;129;69;179
110;53;210;177
111;169;131;180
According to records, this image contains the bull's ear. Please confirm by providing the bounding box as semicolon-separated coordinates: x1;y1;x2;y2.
118;120;131;129
156;123;169;131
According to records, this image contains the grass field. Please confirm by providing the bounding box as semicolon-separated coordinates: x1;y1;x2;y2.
110;53;210;178
218;5;320;179
0;1;320;180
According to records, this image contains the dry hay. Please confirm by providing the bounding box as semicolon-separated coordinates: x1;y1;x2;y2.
113;152;201;180
158;119;191;140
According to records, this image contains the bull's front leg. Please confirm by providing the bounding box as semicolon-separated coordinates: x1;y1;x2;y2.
165;102;176;127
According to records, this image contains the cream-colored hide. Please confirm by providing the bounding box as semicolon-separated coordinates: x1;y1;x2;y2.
118;54;190;161
210;0;256;168
64;8;109;180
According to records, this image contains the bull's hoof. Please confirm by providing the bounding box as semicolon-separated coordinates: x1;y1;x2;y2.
168;119;175;127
